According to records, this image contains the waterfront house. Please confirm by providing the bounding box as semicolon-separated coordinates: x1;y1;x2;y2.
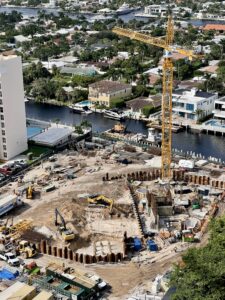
126;94;161;114
213;96;225;124
172;88;218;121
88;80;132;107
144;4;168;17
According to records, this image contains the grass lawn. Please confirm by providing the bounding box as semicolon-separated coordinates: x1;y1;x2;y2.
22;145;51;158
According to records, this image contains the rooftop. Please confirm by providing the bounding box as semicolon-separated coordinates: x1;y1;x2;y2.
173;88;215;99
61;66;97;76
126;95;161;110
89;80;131;93
199;65;218;74
203;24;225;31
30;127;73;147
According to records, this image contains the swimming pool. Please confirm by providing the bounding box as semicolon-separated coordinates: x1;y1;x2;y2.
77;100;92;107
205;120;225;128
27;126;43;138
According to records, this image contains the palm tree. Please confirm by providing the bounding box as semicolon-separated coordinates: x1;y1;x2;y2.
195;109;204;121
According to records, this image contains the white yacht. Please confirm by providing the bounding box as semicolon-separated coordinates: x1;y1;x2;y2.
104;110;125;121
69;104;92;115
116;3;135;15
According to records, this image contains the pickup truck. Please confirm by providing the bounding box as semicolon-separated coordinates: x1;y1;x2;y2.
0;252;20;267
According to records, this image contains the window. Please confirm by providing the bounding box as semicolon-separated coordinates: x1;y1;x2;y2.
186;103;194;111
0;92;2;97
0;107;3;113
3;145;6;151
2;138;6;143
1;123;4;128
187;113;195;120
1;115;4;121
0;100;2;105
2;130;5;136
3;152;7;158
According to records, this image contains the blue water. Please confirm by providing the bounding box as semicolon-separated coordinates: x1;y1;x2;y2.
25;101;225;161
205;120;225;128
77;100;92;107
27;126;43;138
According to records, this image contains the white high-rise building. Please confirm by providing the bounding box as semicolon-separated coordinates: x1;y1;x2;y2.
0;55;27;160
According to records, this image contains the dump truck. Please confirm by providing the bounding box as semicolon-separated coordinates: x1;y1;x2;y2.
0;195;23;217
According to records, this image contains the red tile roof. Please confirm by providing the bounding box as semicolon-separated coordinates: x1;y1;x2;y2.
203;24;225;31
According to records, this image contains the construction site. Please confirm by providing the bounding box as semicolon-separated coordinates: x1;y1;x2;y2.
0;139;224;299
0;16;224;300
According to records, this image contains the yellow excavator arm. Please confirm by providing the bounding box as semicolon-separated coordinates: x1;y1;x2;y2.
88;195;114;213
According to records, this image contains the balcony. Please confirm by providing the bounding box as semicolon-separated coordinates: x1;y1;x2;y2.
213;109;225;120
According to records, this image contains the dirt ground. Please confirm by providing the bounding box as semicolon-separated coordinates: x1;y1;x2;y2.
0;150;219;299
0;152;147;248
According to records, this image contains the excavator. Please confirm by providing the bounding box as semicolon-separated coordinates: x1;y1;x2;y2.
0;217;13;235
54;208;75;241
87;195;113;214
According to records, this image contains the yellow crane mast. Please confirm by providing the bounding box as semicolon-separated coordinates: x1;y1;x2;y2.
113;16;200;180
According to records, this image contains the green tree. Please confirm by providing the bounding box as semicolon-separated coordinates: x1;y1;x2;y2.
21;23;42;38
210;44;223;60
55;88;68;102
170;215;225;300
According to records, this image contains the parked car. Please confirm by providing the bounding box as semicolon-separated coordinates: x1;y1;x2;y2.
0;251;20;267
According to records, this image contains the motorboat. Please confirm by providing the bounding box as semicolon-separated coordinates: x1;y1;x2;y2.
116;3;135;15
146;128;162;144
104;110;125;121
69;104;92;114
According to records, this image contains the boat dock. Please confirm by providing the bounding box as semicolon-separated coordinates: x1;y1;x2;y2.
148;123;184;133
191;124;225;136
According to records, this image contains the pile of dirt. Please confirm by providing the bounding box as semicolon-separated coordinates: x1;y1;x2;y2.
21;229;51;243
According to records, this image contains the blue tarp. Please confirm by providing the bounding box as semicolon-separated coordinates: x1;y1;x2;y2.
147;240;158;251
133;237;142;251
0;268;19;280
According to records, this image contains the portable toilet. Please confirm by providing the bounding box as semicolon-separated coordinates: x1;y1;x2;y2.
147;239;158;251
133;237;142;251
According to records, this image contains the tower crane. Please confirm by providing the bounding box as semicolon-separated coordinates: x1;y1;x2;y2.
113;16;201;180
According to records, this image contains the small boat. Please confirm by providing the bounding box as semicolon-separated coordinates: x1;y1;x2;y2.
146;128;162;144
104;110;125;121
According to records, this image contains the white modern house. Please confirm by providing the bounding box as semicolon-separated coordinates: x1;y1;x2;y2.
0;55;27;160
172;88;218;121
144;5;168;17
213;96;225;124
